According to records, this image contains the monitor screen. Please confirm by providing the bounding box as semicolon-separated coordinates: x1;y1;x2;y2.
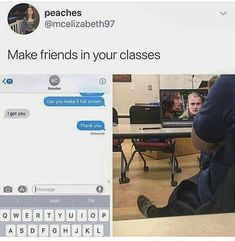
160;89;208;121
129;105;161;124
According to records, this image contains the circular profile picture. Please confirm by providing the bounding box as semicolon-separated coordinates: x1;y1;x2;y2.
8;3;40;35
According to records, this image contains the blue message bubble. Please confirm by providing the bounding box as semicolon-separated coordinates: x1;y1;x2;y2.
44;96;105;107
80;93;104;97
77;121;105;131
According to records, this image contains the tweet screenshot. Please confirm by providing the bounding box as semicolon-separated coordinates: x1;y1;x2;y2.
1;0;235;238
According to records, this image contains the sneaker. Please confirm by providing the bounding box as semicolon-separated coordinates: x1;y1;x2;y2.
137;195;155;218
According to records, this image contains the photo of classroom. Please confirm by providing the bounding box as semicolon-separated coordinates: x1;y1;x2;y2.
112;74;235;236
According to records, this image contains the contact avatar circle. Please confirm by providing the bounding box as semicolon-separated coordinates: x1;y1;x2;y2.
8;3;40;35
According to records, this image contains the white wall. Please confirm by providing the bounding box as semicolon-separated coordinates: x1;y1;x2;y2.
113;74;160;115
160;74;213;89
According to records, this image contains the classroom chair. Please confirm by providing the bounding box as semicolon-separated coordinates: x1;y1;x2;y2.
113;108;129;184
128;105;181;187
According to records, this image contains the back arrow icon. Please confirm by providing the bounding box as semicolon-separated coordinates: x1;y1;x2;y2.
2;79;7;84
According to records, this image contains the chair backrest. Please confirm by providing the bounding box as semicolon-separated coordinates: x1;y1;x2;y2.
129;105;161;124
113;107;119;124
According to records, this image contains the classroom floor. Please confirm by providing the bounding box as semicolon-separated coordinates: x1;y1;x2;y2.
113;140;200;221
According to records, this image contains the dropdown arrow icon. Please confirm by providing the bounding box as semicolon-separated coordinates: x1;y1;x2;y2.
220;11;227;16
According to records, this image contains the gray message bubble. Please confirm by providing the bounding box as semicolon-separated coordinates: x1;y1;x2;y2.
4;109;30;119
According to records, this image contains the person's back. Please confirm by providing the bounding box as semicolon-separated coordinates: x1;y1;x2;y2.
193;75;235;203
196;127;235;214
137;75;235;218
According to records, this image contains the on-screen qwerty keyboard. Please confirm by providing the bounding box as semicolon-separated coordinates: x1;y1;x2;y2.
0;195;110;237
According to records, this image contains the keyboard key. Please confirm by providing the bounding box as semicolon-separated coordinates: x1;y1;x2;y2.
50;225;59;237
94;225;104;237
60;225;70;237
16;225;27;237
55;209;65;222
72;224;81;237
39;225;49;237
22;209;32;222
83;225;92;237
11;209;21;222
0;210;10;222
44;209;54;222
28;225;38;237
99;209;109;221
66;209;76;222
88;209;98;222
33;209;43;222
5;225;15;237
77;209;87;221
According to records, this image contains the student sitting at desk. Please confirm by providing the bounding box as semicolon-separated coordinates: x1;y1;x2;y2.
137;75;235;218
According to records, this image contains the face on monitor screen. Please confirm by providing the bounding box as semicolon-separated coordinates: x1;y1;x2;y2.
160;89;207;120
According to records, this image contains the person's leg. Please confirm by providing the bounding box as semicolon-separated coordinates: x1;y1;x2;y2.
137;177;201;218
137;195;155;218
137;194;183;218
147;204;172;218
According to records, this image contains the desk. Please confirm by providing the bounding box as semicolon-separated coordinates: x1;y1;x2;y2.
113;124;192;184
113;212;235;236
113;124;191;139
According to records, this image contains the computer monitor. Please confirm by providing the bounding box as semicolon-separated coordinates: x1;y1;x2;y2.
129;105;161;124
160;89;208;121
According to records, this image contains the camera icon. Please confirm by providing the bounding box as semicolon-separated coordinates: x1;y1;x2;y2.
3;186;13;193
